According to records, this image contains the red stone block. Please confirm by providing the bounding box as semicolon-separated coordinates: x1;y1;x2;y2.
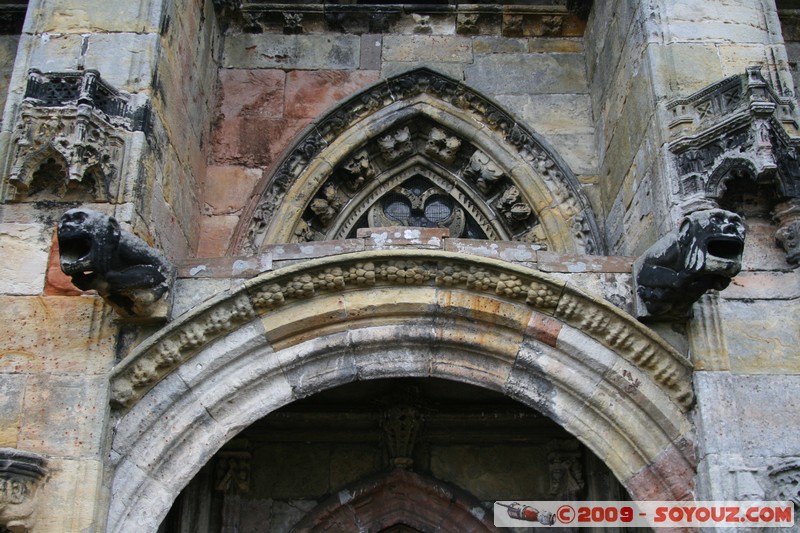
43;231;83;297
284;70;380;119
217;69;285;119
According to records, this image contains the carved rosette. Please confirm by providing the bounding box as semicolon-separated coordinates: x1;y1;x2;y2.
110;250;692;413
0;449;47;532
240;68;602;255
666;66;800;264
5;69;148;203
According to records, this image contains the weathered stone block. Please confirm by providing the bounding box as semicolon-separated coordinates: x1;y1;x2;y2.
472;36;528;54
720;298;800;373
360;34;382;70
284;70;380;119
380;61;465;80
81;32;158;92
0;374;25;447
224;34;361;70
465;53;588;95
0;224;50;295
216;69;286;120
0;296;116;373
383;35;472;63
197;214;239;258
34;458;104;533
17;374;109;458
33;0;162;34
495;94;594;135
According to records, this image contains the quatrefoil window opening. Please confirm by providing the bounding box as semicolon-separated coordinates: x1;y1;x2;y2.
367;177;468;237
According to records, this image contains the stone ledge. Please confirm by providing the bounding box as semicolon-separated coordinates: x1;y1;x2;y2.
178;237;635;279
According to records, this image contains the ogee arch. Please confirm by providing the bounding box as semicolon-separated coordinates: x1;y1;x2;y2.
105;250;695;532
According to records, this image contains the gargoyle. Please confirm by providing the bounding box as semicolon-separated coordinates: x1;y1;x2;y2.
634;208;746;318
57;208;174;319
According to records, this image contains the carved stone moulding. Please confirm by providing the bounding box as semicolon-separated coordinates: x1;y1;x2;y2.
5;69;149;203
218;2;591;37
0;448;48;533
109;249;692;413
236;68;603;256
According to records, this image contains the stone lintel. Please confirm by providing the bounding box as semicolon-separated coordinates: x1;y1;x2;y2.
177;238;634;279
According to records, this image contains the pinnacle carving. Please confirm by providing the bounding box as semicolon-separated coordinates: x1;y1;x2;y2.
5;69;148;203
666;66;800;264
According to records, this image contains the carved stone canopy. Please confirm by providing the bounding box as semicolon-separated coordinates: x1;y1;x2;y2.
235;68;603;256
0;448;48;533
5;69;149;203
666;66;800;264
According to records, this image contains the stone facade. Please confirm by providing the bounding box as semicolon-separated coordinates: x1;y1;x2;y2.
0;1;798;532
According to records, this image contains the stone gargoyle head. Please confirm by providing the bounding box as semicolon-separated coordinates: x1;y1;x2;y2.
57;208;174;320
635;208;746;318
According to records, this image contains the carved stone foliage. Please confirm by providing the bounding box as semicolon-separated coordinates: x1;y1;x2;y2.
634;209;746;319
667;66;800;264
768;461;800;507
0;449;47;532
5;69;148;203
239;68;602;255
110;250;693;412
57;208;175;321
379;387;423;469
293;119;544;245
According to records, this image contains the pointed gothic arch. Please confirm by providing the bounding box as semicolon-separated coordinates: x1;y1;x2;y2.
232;69;604;255
104;250;694;532
291;469;496;533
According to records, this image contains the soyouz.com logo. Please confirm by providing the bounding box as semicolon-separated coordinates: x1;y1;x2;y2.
493;501;795;528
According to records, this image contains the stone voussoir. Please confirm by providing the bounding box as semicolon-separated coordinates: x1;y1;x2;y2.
110;249;693;415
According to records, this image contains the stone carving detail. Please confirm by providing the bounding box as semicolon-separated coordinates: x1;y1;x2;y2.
310;184;345;225
380;388;423;469
774;200;800;265
547;440;585;499
215;452;251;494
341;149;375;192
768;461;800;507
634;209;746;319
6;69;147;202
495;185;533;229
368;183;466;236
555;291;694;409
411;13;432;35
667;66;800;266
111;251;692;411
283;12;303;34
463;150;504;195
456;13;480;35
0;448;47;532
378;127;413;162
424;127;461;164
240;69;602;254
57;208;175;320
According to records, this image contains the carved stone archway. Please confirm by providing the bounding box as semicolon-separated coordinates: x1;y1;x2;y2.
104;250;695;532
232;68;604;255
